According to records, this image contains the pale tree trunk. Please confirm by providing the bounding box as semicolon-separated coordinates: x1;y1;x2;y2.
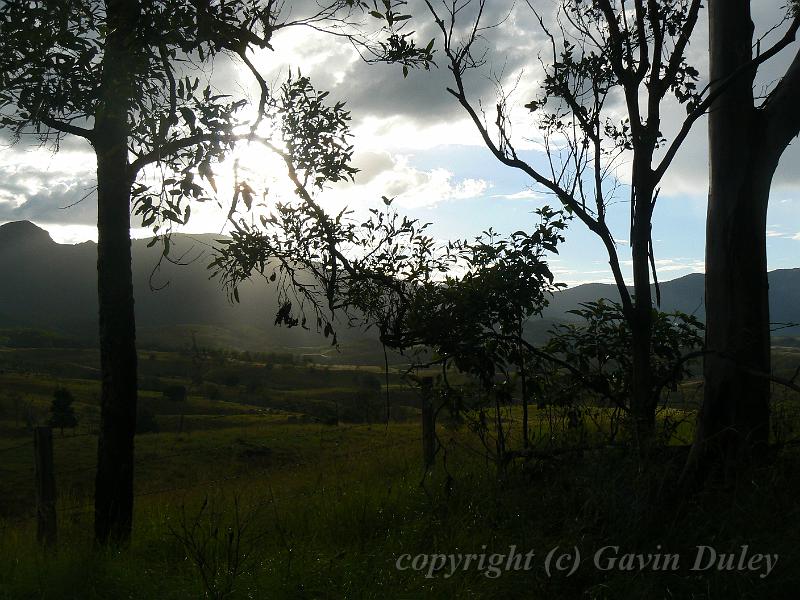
691;0;800;477
93;0;140;544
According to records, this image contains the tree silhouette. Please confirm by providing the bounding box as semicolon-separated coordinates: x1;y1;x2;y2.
0;0;432;544
420;0;717;448
50;387;78;435
690;1;800;477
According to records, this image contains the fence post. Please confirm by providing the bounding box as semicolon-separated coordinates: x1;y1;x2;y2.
421;377;436;469
34;426;56;546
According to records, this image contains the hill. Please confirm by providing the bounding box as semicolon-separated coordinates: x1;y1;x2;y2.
1;220;799;355
0;221;359;354
541;269;800;337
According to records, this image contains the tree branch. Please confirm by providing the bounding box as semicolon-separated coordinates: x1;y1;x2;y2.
762;45;800;156
39;115;94;141
129;131;237;175
655;15;800;182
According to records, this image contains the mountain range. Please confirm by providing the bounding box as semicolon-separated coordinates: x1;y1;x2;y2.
1;220;798;356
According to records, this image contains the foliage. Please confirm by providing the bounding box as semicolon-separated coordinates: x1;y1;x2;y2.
543;300;704;411
213;72;451;343
168;494;267;600
136;406;160;434
163;384;187;402
212;65;568;388
0;0;434;540
209;56;574;461
426;0;706;292
392;209;568;385
0;0;434;245
49;386;78;433
422;0;715;441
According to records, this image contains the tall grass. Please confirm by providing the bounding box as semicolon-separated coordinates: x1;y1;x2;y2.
1;419;799;599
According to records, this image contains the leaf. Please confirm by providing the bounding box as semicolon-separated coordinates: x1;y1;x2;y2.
179;107;196;130
240;182;254;211
198;160;217;192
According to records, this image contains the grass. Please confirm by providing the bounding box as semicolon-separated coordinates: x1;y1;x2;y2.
1;345;799;598
1;421;799;598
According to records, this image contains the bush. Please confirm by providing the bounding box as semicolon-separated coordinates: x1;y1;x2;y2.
162;385;187;402
49;387;78;434
136;407;159;434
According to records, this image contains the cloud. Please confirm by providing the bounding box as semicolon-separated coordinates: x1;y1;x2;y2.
620;257;705;273
1;0;797;262
334;152;490;209
654;4;800;196
0;149;97;224
766;224;800;240
491;189;543;201
351;151;396;184
767;229;787;238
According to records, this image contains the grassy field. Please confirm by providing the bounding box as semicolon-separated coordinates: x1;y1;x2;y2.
1;345;799;598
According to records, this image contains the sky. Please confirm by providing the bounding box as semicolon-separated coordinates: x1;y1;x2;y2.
0;0;798;287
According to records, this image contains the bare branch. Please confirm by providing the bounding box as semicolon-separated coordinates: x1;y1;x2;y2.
762;45;800;156
655;15;800;183
39;115;94;141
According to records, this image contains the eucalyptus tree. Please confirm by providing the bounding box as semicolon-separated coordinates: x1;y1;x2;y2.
0;0;431;543
691;0;800;475
544;300;704;444
214;109;570;456
420;0;725;446
210;60;572;452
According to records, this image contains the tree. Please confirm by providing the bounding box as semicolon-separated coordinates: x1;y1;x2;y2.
386;211;568;456
544;300;703;443
0;0;432;544
421;0;716;446
136;406;159;434
690;1;800;475
163;385;187;403
215;123;569;457
50;387;78;435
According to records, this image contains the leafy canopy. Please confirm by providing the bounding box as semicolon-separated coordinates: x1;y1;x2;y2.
0;0;434;242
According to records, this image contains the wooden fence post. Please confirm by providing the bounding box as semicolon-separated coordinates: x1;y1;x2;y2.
421;377;436;469
34;426;56;546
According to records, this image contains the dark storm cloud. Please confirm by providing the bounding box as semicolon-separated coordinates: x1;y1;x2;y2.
0;0;797;218
342;1;548;124
259;0;548;127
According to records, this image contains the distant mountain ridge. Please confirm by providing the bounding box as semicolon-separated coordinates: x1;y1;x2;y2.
541;269;800;332
1;220;799;352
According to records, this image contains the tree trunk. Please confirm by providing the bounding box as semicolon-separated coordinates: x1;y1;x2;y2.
699;153;773;472
518;323;530;449
93;0;139;545
690;0;788;476
629;181;655;447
